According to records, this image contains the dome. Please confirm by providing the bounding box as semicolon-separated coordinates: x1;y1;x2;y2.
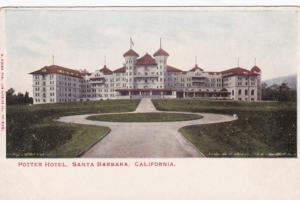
251;66;261;73
153;48;169;57
123;49;139;57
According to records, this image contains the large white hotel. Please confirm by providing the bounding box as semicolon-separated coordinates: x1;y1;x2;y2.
30;44;262;104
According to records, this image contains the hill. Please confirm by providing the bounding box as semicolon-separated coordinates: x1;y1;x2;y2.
263;74;297;90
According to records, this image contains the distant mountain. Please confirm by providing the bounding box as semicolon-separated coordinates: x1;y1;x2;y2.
263;74;297;90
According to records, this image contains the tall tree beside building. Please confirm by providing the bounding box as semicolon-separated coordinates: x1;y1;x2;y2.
6;88;33;105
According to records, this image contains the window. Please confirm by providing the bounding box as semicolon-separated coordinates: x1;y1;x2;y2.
245;89;248;95
251;89;255;95
232;90;234;95
238;89;241;95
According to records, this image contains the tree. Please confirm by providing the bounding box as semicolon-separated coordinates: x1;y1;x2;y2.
6;88;33;105
262;83;296;102
6;88;15;105
278;83;290;101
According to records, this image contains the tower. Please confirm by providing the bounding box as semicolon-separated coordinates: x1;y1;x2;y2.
251;63;262;101
153;38;169;89
123;48;139;89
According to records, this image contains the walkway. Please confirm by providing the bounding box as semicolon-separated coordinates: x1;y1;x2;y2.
58;98;237;157
134;98;158;113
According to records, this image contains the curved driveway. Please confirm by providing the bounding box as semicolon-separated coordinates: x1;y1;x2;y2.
58;98;237;158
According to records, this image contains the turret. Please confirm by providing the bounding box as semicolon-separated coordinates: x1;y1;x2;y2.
123;49;139;89
251;66;261;74
153;39;169;88
153;47;169;65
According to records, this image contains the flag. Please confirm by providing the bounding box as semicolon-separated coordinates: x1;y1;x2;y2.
130;37;134;48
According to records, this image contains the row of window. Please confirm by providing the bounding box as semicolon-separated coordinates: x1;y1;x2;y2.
237;76;256;81
81;89;115;93
81;94;115;98
35;98;44;103
232;89;255;96
237;82;256;86
35;81;55;85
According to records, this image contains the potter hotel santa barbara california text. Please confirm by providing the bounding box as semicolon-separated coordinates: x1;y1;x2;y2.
30;40;262;104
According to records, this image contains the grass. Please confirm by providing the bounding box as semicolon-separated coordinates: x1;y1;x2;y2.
48;124;110;158
87;112;202;122
7;99;140;158
153;99;297;157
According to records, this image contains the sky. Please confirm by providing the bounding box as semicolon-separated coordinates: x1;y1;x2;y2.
4;8;299;95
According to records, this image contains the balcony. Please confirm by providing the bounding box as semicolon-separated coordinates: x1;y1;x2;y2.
134;73;158;78
89;77;105;84
192;77;207;82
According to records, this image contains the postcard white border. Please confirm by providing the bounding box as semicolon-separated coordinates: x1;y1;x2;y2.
0;5;299;200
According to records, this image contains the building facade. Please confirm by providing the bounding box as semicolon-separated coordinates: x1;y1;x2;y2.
30;46;261;104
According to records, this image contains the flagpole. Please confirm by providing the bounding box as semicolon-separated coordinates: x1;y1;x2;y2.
130;37;132;49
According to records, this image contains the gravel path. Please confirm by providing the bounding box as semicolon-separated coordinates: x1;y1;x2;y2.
58;98;237;158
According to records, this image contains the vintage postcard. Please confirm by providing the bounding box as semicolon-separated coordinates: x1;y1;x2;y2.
0;5;299;199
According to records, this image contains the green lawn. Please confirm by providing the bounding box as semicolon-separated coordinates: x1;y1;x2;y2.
6;100;140;158
48;124;110;158
153;99;297;157
87;112;202;122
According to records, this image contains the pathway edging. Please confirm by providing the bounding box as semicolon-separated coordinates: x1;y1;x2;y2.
76;129;111;157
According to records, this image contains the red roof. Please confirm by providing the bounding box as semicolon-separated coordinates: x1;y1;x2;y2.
114;66;126;73
153;48;169;57
251;66;261;73
222;67;257;77
189;64;203;72
136;53;157;65
123;49;139;57
29;65;82;78
99;65;113;75
167;65;182;73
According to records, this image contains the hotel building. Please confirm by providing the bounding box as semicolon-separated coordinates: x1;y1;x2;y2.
30;45;261;104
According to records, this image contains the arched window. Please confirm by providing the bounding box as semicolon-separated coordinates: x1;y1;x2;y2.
251;89;255;95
